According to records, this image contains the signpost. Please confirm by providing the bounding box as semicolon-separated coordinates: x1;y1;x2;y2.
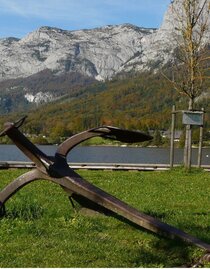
170;107;204;169
182;111;204;126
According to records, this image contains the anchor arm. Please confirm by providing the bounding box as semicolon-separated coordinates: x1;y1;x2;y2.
56;126;152;157
0;169;45;206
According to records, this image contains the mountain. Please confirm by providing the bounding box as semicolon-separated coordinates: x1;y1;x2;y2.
0;0;209;114
0;24;155;113
121;0;210;73
0;24;156;82
0;69;96;113
1;0;209;83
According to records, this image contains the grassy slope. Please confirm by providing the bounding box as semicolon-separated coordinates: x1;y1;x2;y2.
1;168;210;267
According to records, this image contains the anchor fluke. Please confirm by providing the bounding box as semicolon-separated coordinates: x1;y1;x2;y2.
91;126;152;143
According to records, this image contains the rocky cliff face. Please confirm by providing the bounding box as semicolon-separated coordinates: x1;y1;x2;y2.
0;0;209;82
122;0;210;73
0;0;209;112
0;24;155;82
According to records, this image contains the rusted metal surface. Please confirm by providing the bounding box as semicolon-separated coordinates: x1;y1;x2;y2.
1;117;210;254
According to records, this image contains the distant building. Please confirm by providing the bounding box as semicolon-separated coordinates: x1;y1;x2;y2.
162;130;183;142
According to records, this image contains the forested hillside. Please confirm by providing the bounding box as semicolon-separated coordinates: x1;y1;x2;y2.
0;69;96;113
1;70;209;144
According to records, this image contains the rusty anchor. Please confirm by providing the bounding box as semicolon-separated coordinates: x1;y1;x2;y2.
0;116;210;265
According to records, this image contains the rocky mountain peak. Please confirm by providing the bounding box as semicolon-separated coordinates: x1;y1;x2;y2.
122;0;209;73
0;0;209;83
0;22;157;82
0;0;209;114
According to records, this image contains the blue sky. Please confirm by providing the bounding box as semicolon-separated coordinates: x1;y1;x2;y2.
0;0;171;38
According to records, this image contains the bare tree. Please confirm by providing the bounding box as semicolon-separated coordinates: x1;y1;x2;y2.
165;0;209;169
170;0;209;109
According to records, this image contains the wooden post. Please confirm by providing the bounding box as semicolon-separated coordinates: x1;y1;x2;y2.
184;126;189;168
187;126;192;170
198;108;204;168
170;105;176;168
185;99;193;170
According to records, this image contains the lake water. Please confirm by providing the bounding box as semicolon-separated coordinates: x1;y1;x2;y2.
0;145;210;165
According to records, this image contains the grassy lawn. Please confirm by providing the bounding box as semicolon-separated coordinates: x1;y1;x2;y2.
1;168;210;267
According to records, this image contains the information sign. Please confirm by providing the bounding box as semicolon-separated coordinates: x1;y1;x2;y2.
182;111;203;126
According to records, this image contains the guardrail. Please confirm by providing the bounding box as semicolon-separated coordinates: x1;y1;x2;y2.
0;161;210;171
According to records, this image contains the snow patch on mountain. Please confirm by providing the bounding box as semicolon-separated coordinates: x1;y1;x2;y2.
25;91;54;104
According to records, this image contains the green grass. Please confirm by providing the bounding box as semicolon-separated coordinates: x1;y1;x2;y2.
1;168;210;267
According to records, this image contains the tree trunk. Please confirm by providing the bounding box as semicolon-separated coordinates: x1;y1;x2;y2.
170;105;176;169
184;98;193;170
198;108;204;168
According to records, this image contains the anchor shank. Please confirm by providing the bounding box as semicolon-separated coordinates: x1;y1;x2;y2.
5;126;52;170
49;161;210;252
